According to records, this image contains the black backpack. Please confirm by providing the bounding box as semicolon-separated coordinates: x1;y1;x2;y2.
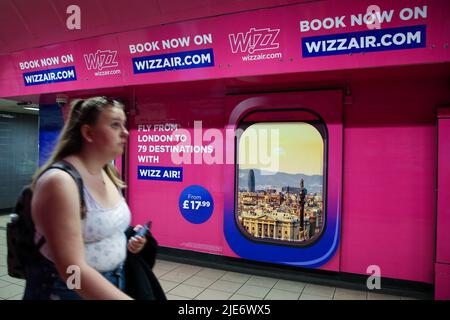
6;161;85;279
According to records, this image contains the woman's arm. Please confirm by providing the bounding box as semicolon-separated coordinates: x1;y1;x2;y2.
32;170;132;300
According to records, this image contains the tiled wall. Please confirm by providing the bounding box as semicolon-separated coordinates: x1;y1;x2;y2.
0;112;38;209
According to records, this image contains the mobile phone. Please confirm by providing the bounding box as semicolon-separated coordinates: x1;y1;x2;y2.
134;222;151;238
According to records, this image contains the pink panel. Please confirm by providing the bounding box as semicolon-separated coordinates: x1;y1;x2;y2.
0;55;21;96
340;79;439;283
127;95;226;255
435;263;450;300
126;89;343;269
437;112;450;264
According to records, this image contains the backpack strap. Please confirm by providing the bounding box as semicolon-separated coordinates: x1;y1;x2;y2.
48;160;86;218
36;236;46;251
33;160;87;253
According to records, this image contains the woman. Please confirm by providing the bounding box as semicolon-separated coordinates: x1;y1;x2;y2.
24;96;145;300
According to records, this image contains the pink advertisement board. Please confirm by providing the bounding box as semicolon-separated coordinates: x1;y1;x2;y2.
127;90;343;271
1;0;450;98
437;111;450;264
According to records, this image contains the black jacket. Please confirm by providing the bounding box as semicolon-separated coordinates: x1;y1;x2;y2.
124;227;167;300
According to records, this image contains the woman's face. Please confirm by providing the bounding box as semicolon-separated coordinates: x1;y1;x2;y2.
88;105;129;158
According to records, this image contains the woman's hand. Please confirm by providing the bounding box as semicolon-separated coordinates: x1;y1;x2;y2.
127;225;147;254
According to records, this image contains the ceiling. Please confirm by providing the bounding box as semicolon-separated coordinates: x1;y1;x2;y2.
0;98;39;114
0;0;312;55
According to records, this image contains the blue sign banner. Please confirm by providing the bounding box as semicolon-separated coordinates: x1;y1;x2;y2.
23;66;77;86
138;166;183;182
132;48;215;74
302;25;426;58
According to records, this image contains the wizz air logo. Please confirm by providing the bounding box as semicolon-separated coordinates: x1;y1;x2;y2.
83;50;119;70
229;28;280;54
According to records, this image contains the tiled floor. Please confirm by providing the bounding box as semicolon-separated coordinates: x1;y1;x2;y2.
0;214;417;300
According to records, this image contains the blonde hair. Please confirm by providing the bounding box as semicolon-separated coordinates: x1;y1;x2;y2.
32;96;126;191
